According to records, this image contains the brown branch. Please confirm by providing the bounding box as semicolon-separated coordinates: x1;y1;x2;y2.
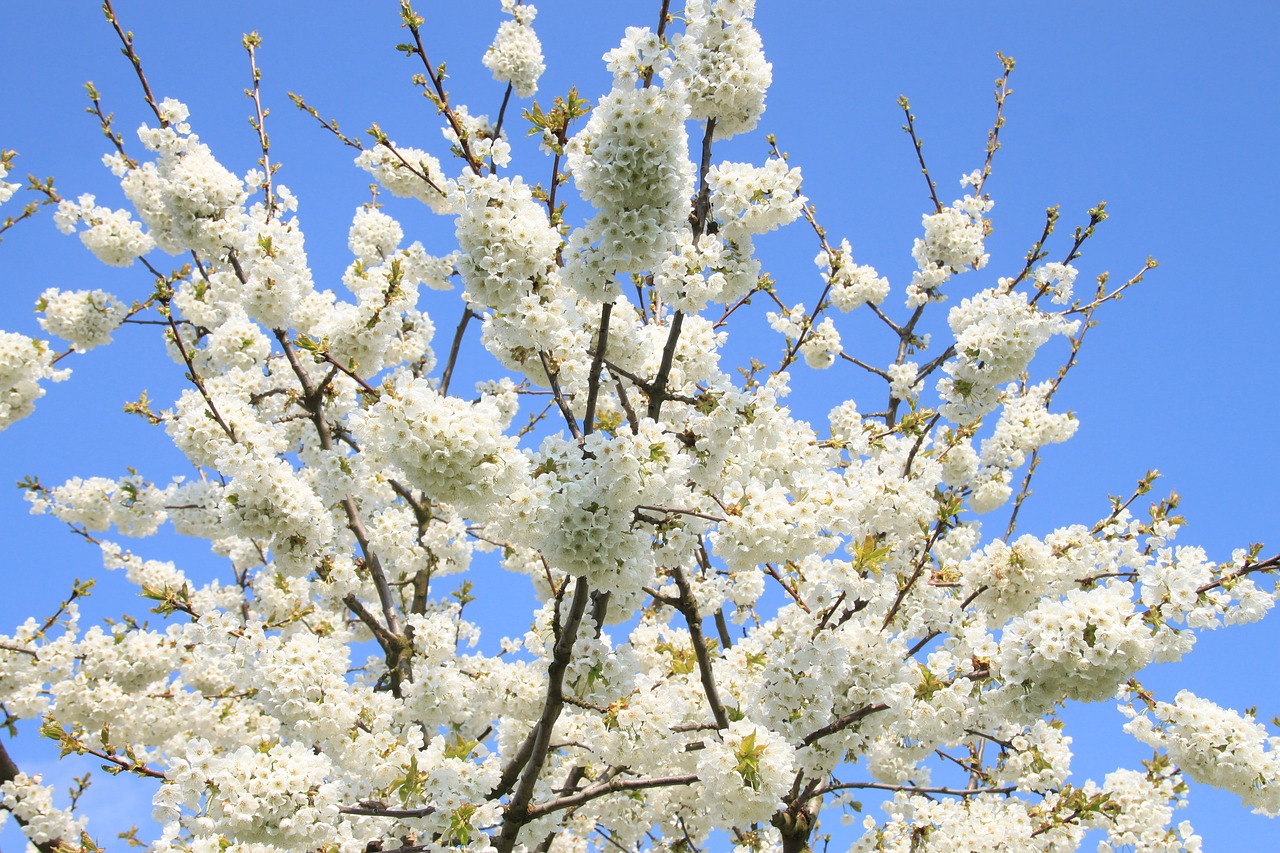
973;53;1016;198
102;0;164;127
286;92;365;150
634;505;725;524
398;1;485;175
898;95;941;213
526;772;699;820
801;703;889;747
339;801;435;818
582;301;613;436
492;82;515;150
242;32;277;218
438;306;473;397
143;260;237;442
539;350;583;441
816;780;1016;798
671;567;730;730
645;310;684;421
492;578;592;853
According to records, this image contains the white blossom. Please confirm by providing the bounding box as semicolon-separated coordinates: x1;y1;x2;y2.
695;720;795;827
0;331;68;429
0;160;18;205
1124;690;1280;816
355;143;454;213
821;239;890;312
668;0;773;139
54;192;155;266
483;1;544;98
355;375;529;520
563;82;694;301
0;773;87;846
36;287;128;351
998;584;1154;707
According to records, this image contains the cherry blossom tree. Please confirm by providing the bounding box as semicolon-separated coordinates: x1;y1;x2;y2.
1;2;1277;851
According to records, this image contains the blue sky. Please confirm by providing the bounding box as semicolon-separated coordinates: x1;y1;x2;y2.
1;1;1278;848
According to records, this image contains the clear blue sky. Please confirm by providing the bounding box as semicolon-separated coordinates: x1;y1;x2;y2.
1;1;1277;847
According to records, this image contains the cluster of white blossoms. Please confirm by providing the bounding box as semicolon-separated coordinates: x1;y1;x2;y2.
25;472;167;537
0;2;1275;852
499;422;696;604
886;361;920;401
1034;260;1079;305
0;773;87;847
157;740;342;849
453;172;558;313
564;79;694;301
695;720;796;827
483;0;545;98
354;143;454;213
668;0;772;139
853;793;1084;851
821;239;891;312
1094;768;1202;853
706;159;804;245
603;26;667;83
993;719;1074;793
905;179;994;307
652;230;759;313
53;193;155;267
125;99;248;257
998;583;1155;708
1123;689;1280;816
35;287;128;352
937;284;1079;423
963;380;1078;512
0;331;67;428
769;303;844;370
355;374;528;519
0;160;18;204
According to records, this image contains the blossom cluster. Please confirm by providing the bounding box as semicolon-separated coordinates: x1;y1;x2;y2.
563;81;694;301
483;0;545;98
0;331;68;429
1124;689;1280;816
0;159;18;204
36;287;129;352
668;0;772;139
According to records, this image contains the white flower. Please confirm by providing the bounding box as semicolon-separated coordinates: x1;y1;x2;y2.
355;143;454;213
668;0;773;139
822;240;890;311
355;375;529;520
708;159;804;244
1033;261;1079;305
0;773;87;845
454;172;559;313
800;317;840;369
603;26;668;83
886;361;919;401
696;720;795;827
912;188;992;274
998;583;1154;706
0;160;20;205
37;287;128;351
0;332;68;429
347;206;404;264
53;193;155;266
563;82;694;301
1124;690;1280;816
483;3;545;98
